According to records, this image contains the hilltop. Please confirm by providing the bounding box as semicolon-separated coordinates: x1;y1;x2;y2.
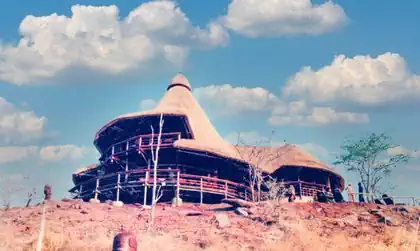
1;200;419;251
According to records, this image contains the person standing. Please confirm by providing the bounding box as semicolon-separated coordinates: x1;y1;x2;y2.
44;184;52;201
288;184;296;202
358;182;365;203
345;184;355;202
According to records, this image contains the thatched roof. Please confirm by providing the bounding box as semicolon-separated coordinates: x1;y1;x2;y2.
73;163;98;174
235;143;343;177
95;73;244;163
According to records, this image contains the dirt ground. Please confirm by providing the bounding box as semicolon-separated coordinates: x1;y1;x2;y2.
0;199;419;251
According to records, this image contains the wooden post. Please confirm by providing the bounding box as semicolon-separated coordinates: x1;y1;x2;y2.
143;170;149;207
138;137;142;154
200;178;203;205
94;178;99;200
111;145;115;163
79;184;83;198
176;170;180;205
225;181;228;199
125;141;129;182
116;173;121;202
298;177;302;198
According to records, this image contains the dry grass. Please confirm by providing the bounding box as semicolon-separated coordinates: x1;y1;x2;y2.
1;201;419;251
5;219;417;251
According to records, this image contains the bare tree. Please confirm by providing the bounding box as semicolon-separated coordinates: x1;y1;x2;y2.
233;131;283;202
149;113;164;226
262;177;287;201
25;188;37;208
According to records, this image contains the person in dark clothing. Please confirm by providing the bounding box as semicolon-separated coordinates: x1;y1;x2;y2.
382;194;394;205
316;191;328;203
44;184;52;201
332;187;344;203
358;182;365;203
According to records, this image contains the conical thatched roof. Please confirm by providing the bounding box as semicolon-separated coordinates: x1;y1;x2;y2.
95;73;244;162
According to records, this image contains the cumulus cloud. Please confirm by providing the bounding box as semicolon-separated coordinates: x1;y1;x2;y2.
221;0;347;37
198;52;420;126
194;84;279;115
0;145;94;164
283;52;420;105
268;100;369;126
140;99;157;111
194;84;368;125
0;1;229;85
387;146;420;158
0;97;47;144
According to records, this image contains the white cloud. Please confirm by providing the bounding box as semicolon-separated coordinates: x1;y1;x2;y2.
0;1;229;85
0;145;94;164
194;84;279;115
269;101;369;126
283;52;420;105
221;0;347;37
140;99;157;111
0;97;47;144
0;146;39;164
192;84;368;125
299;142;331;161
387;146;420;158
39;145;94;161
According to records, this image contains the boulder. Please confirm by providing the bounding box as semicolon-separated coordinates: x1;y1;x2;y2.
89;198;100;204
112;231;137;251
80;209;89;214
378;216;400;226
342;215;359;227
235;207;249;217
171;197;183;207
184;211;203;216
112;201;124;208
222;199;254;208
215;213;230;228
392;206;410;213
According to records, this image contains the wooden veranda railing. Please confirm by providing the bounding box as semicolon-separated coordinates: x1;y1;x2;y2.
279;180;331;198
102;132;181;160
69;168;254;203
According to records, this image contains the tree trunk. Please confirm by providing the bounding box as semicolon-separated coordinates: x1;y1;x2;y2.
150;113;164;227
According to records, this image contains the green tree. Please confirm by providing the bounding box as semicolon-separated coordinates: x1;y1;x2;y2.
333;133;411;200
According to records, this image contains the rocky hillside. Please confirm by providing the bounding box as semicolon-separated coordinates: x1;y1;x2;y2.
1;199;419;251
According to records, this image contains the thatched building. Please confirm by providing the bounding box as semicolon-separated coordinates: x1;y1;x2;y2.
69;74;344;204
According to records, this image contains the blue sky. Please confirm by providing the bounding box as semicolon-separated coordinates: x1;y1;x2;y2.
1;0;419;206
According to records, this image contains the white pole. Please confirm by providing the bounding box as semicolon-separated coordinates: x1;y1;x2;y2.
200;178;203;205
143;169;149;207
125;141;129;182
35;203;47;251
116;173;121;202
94;178;99;200
111;145;115;163
176;170;180;205
151;113;164;226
